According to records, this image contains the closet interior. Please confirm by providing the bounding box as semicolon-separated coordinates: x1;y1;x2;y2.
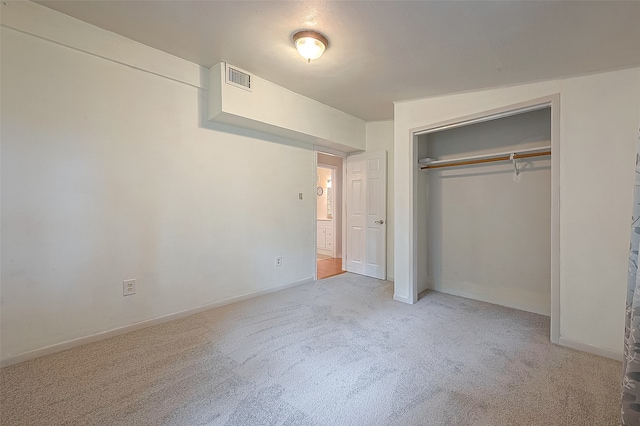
417;107;552;316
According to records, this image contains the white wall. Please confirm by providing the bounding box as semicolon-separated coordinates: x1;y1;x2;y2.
366;121;395;281
395;68;640;358
1;22;316;361
422;109;552;315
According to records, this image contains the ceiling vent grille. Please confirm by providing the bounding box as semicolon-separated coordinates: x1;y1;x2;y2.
225;64;252;91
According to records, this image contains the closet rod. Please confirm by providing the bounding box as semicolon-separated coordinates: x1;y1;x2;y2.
420;147;551;170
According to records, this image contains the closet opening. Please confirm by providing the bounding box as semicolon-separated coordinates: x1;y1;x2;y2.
411;96;560;343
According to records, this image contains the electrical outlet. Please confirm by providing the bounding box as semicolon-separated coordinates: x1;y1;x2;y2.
123;279;136;296
275;256;283;268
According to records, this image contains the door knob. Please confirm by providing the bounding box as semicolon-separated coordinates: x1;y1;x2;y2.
375;220;385;225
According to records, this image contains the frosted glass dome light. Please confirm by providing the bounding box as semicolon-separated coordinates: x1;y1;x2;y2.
293;30;329;62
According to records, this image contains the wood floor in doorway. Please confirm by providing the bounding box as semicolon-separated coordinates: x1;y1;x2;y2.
317;257;345;280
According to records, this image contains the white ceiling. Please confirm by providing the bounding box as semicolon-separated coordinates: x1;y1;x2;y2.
36;1;640;122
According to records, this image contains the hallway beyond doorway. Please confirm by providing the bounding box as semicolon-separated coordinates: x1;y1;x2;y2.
317;257;345;280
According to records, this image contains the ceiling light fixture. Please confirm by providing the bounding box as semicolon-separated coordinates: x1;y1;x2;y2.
293;30;329;63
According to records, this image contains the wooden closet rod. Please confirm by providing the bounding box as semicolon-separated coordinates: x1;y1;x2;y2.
420;150;551;170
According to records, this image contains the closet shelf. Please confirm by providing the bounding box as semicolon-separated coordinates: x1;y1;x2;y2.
419;146;551;170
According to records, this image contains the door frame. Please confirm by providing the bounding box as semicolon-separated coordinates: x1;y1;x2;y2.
406;95;560;344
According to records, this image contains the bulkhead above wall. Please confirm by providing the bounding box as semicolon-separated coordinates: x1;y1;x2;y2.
207;63;366;153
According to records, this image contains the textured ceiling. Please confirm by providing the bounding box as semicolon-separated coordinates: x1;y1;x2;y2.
36;1;640;121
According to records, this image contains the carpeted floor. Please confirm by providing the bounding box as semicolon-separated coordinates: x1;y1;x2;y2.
0;273;621;425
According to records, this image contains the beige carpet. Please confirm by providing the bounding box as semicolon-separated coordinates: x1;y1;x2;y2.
0;273;621;425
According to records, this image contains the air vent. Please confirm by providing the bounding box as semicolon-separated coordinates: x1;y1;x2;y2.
225;64;252;91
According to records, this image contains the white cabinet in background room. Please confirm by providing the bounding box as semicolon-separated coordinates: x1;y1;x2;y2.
317;220;334;257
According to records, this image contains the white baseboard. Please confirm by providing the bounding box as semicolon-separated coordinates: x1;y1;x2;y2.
1;277;314;368
558;336;623;361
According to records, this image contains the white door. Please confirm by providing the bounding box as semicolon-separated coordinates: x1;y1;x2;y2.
345;150;387;279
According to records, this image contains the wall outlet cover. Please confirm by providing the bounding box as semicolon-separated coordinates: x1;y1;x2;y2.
123;279;136;296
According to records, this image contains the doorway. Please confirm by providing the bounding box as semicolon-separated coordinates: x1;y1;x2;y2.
317;153;345;280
